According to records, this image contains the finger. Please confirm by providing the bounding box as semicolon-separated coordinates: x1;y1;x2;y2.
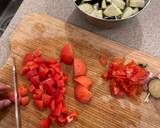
0;83;11;92
0;99;11;111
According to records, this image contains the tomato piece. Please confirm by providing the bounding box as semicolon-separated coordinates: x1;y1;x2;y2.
33;48;41;57
39;118;51;128
111;57;125;65
20;96;30;106
23;53;34;64
60;44;74;65
30;75;40;87
18;86;28;97
34;57;45;63
42;94;52;107
74;58;87;77
74;85;92;104
52;74;61;81
34;99;44;110
99;55;108;66
74;76;93;88
50;99;55;111
110;79;121;96
67;111;78;123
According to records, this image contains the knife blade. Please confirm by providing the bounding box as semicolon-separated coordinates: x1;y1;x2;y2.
12;56;20;128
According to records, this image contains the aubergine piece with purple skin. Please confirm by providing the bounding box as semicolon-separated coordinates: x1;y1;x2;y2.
75;0;83;6
83;0;99;5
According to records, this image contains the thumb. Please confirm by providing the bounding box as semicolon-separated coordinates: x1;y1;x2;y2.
0;99;11;111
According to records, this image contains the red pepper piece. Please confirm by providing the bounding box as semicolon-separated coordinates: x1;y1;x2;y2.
51;102;62;117
55;94;63;105
30;75;40;87
39;118;51;128
23;53;34;64
44;78;55;87
39;66;49;80
50;99;55;111
67;111;78;123
21;66;30;75
46;84;56;95
33;89;43;100
56;114;67;127
47;58;57;64
26;69;37;79
28;84;36;94
42;94;52;108
56;79;65;87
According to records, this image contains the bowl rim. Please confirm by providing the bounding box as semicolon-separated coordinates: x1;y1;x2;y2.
73;0;152;22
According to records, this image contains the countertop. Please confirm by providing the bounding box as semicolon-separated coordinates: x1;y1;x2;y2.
0;0;159;66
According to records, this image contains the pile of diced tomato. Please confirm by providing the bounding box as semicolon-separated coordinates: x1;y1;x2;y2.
103;58;149;97
20;48;78;127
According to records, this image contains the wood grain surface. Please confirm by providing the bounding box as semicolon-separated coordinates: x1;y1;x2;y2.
0;13;160;128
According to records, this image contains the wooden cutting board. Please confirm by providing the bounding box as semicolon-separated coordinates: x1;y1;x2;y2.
0;13;160;128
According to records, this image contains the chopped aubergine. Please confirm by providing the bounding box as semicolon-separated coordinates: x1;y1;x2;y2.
103;3;122;17
132;8;139;15
102;0;107;9
84;0;99;5
106;0;112;2
121;7;134;19
79;3;94;14
149;78;160;99
125;0;130;6
130;0;145;8
75;0;83;5
90;10;103;19
83;0;92;1
98;0;103;9
93;3;99;10
112;0;125;10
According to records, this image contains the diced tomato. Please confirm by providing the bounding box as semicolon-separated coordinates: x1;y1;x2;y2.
74;58;87;76
60;44;74;65
99;54;108;66
67;111;78;123
74;85;92;104
74;76;93;88
18;86;28;97
30;75;40;87
53;63;61;73
50;99;55;111
34;99;44;110
33;48;41;57
42;94;52;108
20;96;30;106
52;74;61;81
111;57;125;65
39;118;51;128
23;53;34;64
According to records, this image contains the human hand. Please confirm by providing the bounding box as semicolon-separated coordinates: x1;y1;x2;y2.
0;83;11;111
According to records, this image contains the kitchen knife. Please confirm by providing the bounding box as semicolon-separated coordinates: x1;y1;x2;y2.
12;56;20;128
